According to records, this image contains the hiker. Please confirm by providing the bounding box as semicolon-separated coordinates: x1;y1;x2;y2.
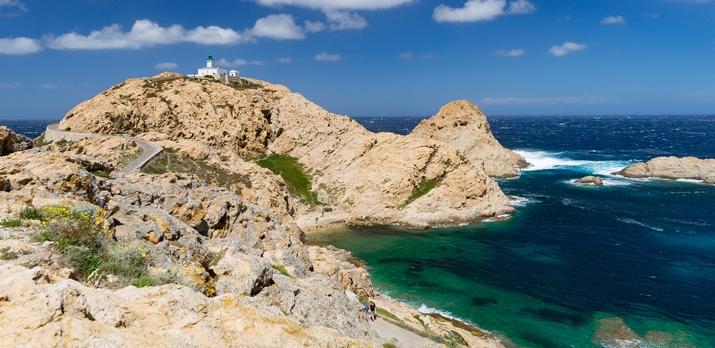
369;300;377;321
362;302;370;320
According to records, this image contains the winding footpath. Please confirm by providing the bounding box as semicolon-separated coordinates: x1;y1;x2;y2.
44;122;162;177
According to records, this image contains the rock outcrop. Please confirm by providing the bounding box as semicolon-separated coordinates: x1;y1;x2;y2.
58;75;515;228
410;100;527;178
576;176;604;186
617;156;715;184
0;125;32;156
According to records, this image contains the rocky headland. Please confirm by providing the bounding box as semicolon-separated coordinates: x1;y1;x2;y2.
0;73;520;347
617;156;715;184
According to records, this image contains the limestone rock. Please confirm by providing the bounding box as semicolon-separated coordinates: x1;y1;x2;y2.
617;156;715;183
576;175;604;186
0;125;32;156
410;100;527;178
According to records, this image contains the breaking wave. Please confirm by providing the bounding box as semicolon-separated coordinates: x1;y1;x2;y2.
515;150;629;175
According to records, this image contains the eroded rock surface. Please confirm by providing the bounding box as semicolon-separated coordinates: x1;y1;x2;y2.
576;176;604;186
410;100;527;178
617;156;715;184
0;125;32;156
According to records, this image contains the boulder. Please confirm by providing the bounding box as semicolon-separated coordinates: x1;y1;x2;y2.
617;156;715;183
576;175;604;186
0;126;32;156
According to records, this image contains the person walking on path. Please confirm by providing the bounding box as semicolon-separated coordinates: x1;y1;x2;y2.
369;300;377;321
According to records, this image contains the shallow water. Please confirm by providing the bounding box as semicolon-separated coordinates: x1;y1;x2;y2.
312;116;715;347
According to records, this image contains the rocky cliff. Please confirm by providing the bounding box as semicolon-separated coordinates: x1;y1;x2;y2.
410;101;527;178
0;125;32;156
59;74;516;228
617;156;715;184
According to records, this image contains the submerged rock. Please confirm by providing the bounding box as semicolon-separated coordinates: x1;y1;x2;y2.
617;156;715;184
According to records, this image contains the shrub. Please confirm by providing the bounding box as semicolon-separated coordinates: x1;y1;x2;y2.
19;207;43;221
399;178;442;209
0;247;18;260
271;264;290;277
0;219;22;228
257;154;320;205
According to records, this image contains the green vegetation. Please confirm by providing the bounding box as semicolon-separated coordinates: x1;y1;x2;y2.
229;79;261;91
271;264;290;277
399;177;442;209
19;207;43;221
256;154;320;205
117;148;141;170
33;133;50;147
374;306;467;347
142;149;251;194
0;219;22;228
32;205;173;287
0;247;18;260
382;343;397;348
377;307;401;322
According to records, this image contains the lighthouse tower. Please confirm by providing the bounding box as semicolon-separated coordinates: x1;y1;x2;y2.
206;55;214;68
196;54;228;83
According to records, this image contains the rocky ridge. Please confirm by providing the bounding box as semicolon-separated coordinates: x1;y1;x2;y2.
0;125;32;156
617;156;715;184
58;74;516;228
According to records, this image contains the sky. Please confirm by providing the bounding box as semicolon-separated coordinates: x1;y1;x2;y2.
0;0;714;119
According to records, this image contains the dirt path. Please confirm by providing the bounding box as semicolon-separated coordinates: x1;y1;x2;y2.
45;122;162;176
370;318;441;348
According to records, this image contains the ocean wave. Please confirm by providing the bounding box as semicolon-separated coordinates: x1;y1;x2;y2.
510;195;538;207
565;178;633;187
515;150;629;175
616;218;664;232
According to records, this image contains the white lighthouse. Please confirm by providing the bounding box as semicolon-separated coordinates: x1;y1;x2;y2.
196;55;228;83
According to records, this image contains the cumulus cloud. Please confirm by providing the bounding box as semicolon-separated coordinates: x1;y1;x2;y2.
601;15;625;25
277;57;294;63
249;14;305;40
0;0;27;13
254;0;413;30
493;48;525;57
314;52;341;61
549;42;587;57
47;19;250;50
154;62;178;70
0;37;41;54
254;0;414;10
303;20;326;32
433;0;535;23
217;58;265;67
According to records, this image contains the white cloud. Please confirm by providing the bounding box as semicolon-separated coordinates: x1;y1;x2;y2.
249;14;305;40
399;52;415;60
277;57;294;63
433;0;535;23
304;20;326;32
255;0;414;10
217;58;264;67
0;0;26;12
549;42;587;57
154;62;178;70
480;95;607;105
493;48;525;57
507;0;535;14
47;19;249;50
314;52;341;61
0;37;41;54
324;10;367;30
601;15;625;25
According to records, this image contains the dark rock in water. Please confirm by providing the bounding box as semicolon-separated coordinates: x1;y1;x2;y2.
471;296;498;306
576;175;604;186
522;307;586;326
0;126;32;156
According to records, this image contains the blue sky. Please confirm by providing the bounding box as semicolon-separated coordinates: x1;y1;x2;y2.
0;0;714;119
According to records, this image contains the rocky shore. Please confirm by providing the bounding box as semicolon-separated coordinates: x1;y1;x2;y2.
0;74;520;347
617;156;715;184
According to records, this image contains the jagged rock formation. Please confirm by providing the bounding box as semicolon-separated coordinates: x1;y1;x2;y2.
0;125;32;156
410;100;527;178
59;75;516;228
576;176;604;186
617;156;715;184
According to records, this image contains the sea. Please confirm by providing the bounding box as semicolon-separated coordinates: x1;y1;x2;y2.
4;116;715;347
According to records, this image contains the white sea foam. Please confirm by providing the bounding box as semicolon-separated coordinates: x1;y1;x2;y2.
510;195;537;207
515;150;629;175
617;218;664;232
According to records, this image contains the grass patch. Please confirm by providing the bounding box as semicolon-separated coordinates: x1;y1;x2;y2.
271;264;290;277
142;149;251;194
377;307;402;323
117;148;141;170
229;79;261;91
256;154;320;205
33;204;173;288
0;247;18;260
0;219;22;228
382;344;397;348
399;177;442;209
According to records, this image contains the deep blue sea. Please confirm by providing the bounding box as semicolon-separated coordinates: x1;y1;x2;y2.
4;116;715;347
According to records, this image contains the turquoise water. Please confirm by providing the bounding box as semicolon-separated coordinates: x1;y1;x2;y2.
311;116;715;347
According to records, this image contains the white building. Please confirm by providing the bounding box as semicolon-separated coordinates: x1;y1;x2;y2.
196;55;228;83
